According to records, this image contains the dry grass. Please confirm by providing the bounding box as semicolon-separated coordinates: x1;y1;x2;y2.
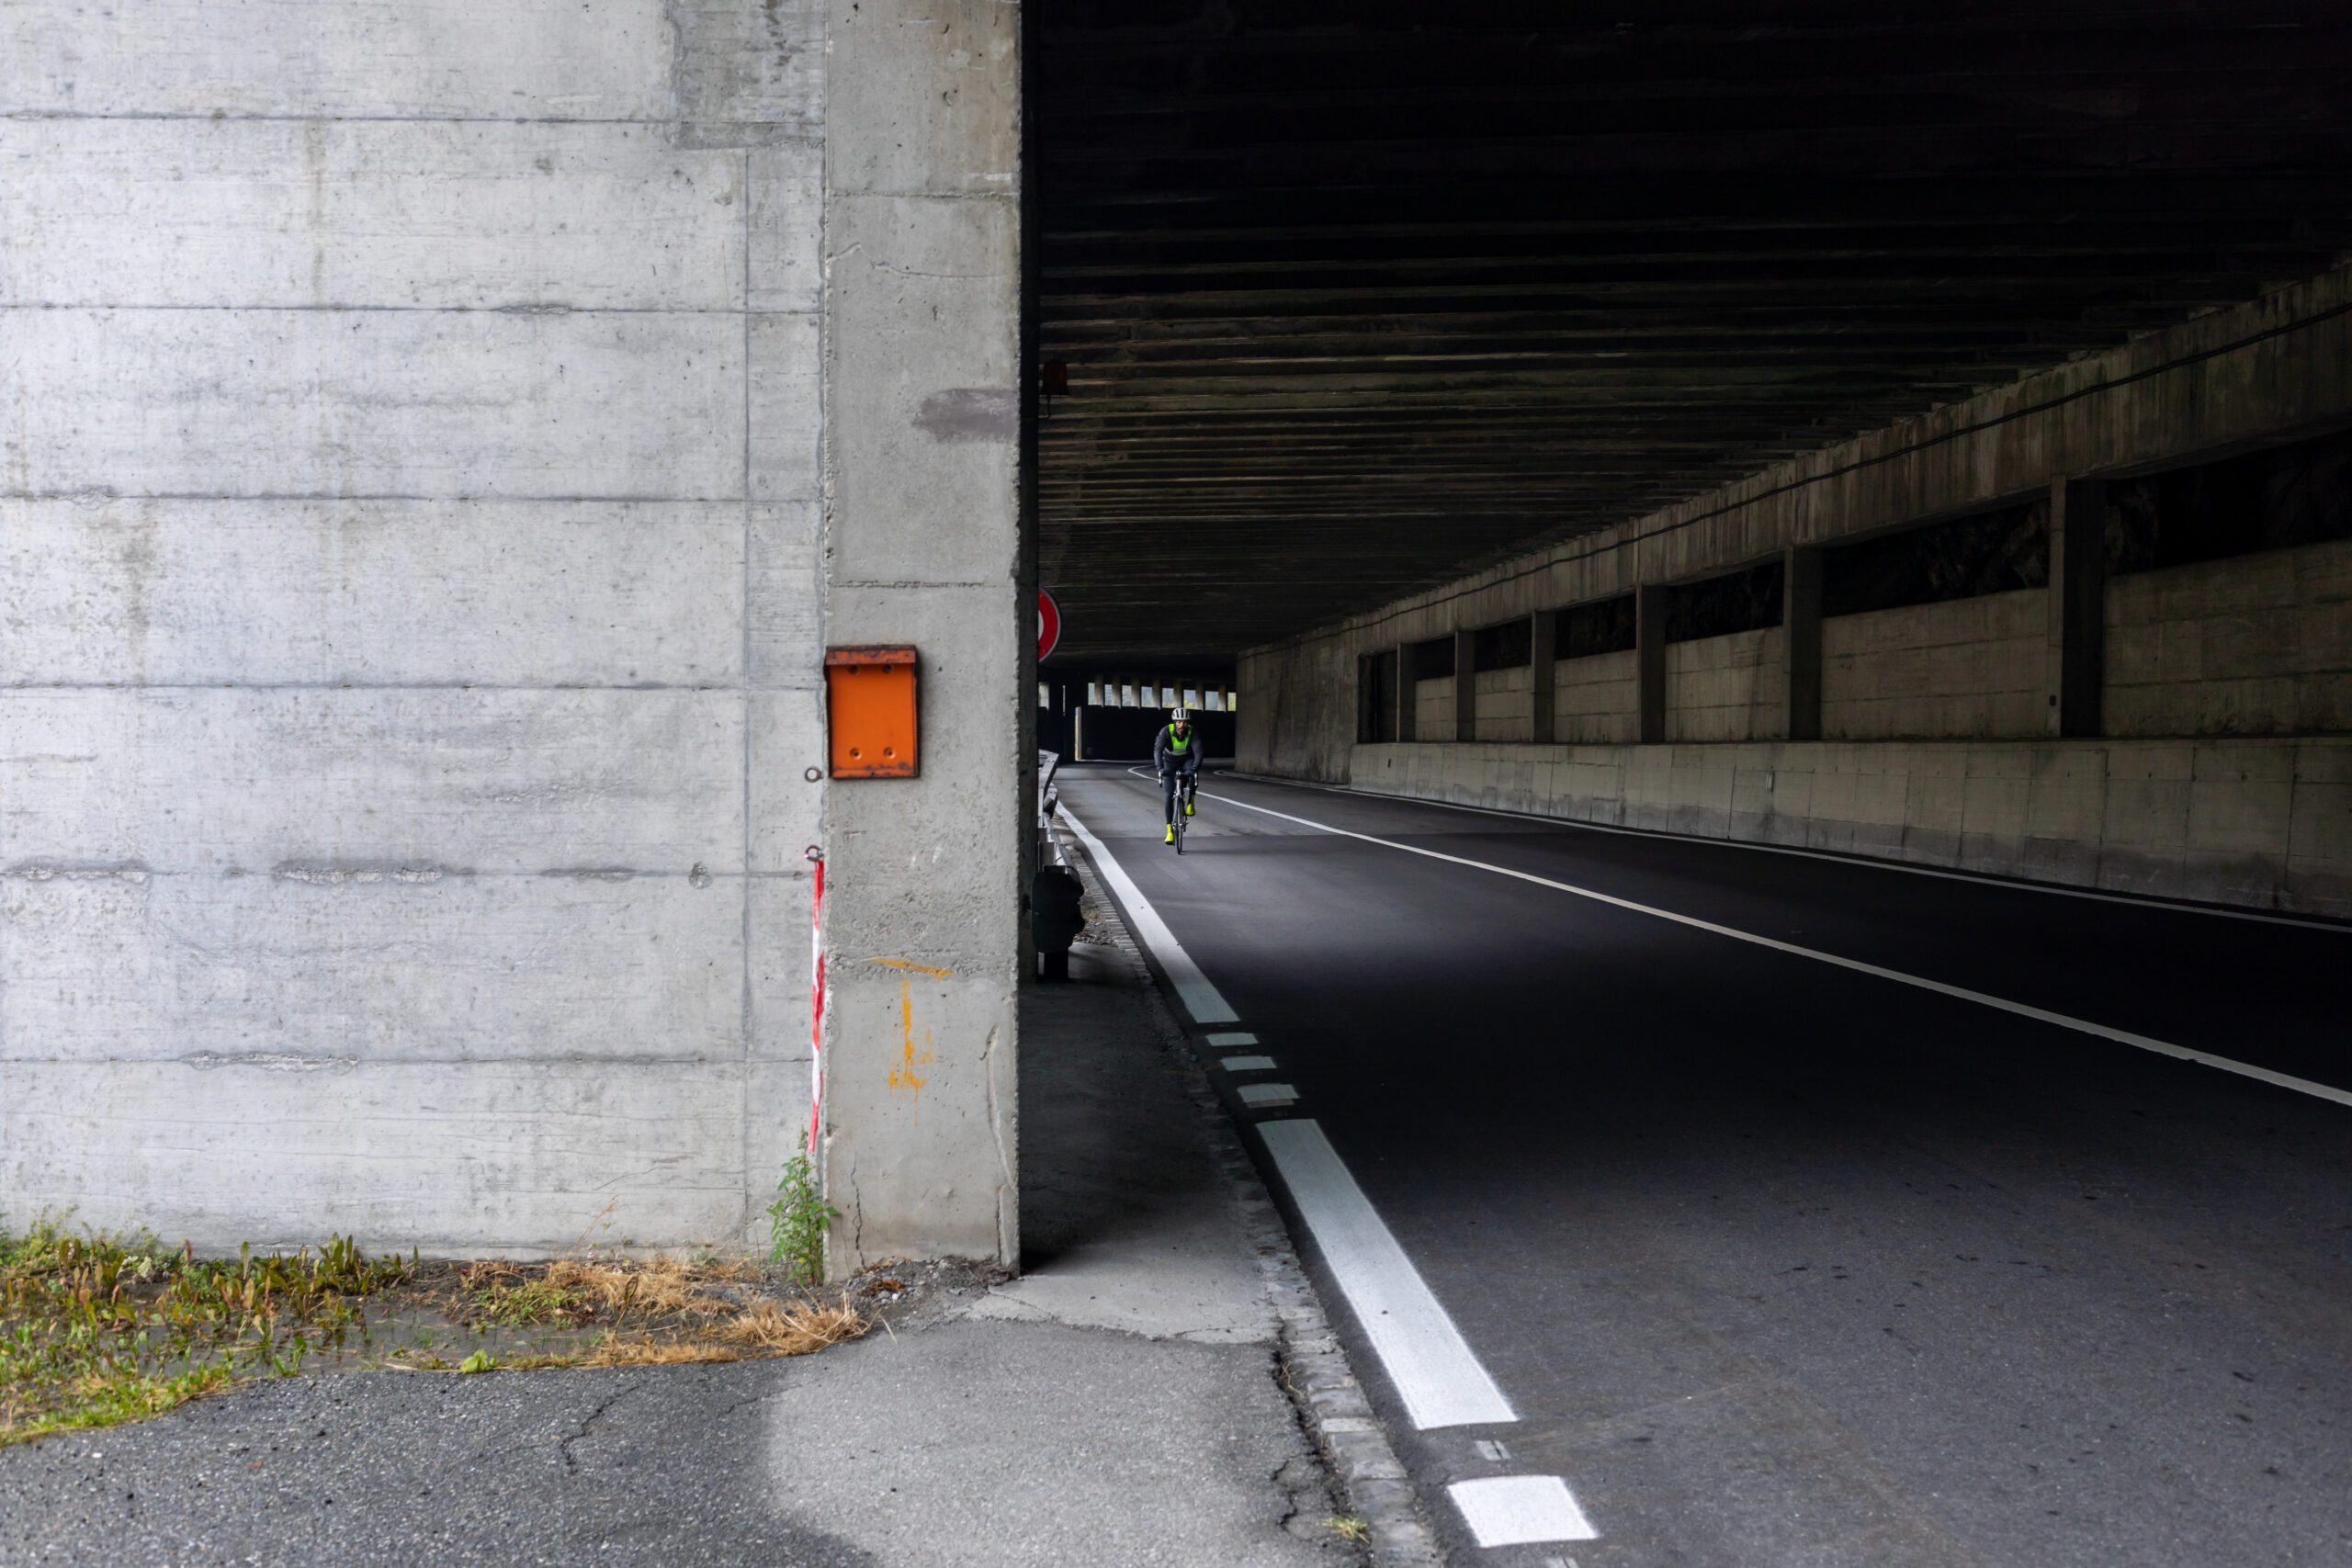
467;1257;866;1366
718;1298;868;1355
542;1256;738;1319
573;1339;743;1368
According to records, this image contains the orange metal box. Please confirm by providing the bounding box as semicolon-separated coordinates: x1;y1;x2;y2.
825;646;918;778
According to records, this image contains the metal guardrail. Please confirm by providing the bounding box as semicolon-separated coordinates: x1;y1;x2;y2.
1036;750;1065;865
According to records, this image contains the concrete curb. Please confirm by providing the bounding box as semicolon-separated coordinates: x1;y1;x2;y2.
1053;817;1447;1568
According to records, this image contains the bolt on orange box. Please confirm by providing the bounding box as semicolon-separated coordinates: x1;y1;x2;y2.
825;646;918;778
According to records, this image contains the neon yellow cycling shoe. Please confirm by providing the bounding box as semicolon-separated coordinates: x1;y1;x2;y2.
1184;799;1195;816
1164;824;1175;844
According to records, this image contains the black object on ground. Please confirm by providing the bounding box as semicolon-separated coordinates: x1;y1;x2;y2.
1029;864;1086;981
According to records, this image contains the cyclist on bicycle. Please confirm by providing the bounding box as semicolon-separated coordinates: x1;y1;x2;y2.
1154;706;1201;845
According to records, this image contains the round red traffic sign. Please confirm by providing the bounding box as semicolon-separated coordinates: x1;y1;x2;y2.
1037;588;1062;661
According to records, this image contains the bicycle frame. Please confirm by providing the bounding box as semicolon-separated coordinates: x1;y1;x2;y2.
1168;769;1196;853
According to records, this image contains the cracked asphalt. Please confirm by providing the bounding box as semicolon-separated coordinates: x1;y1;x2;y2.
0;941;1361;1568
1;1321;1333;1568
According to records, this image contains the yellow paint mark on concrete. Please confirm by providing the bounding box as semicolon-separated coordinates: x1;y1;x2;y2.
888;978;933;1101
864;955;954;979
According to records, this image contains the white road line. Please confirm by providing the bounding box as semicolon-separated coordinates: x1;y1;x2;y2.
1449;1476;1600;1547
1258;1119;1519;1430
1060;794;1520;1430
1057;805;1239;1024
1201;789;2352;1111
1224;772;2352;933
1207;1031;1259;1045
1220;1055;1279;1072
1237;1083;1299;1108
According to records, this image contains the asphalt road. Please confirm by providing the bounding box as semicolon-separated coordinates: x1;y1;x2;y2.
1057;764;2352;1568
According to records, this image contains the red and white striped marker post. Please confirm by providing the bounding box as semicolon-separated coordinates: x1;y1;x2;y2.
805;847;825;1157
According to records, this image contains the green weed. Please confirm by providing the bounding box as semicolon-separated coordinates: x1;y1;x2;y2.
764;1144;840;1287
4;1211;871;1447
0;1211;410;1448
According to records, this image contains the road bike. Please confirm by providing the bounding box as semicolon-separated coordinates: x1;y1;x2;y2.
1170;772;1197;853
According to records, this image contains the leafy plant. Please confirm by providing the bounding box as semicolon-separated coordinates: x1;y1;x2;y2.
1;1212;411;1447
765;1142;839;1286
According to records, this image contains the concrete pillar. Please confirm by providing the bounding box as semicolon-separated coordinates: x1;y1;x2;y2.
2049;477;2107;739
1455;628;1478;742
820;0;1023;1271
1529;612;1557;745
1783;547;1825;741
1389;647;1410;742
1396;641;1420;742
1635;584;1668;743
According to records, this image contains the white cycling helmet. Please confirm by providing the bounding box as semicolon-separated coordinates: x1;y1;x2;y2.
1170;705;1192;721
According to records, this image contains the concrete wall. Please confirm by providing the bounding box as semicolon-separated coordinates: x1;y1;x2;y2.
1;0;1022;1266
1349;738;2352;917
1472;668;1531;742
2106;538;2352;739
1555;650;1640;744
1238;265;2352;911
1666;627;1783;743
1413;676;1454;741
1822;590;2049;741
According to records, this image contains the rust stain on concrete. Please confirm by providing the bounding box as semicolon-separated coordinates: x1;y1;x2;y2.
863;955;953;979
887;978;934;1103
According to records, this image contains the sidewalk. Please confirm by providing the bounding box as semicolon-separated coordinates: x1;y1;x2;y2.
0;859;1388;1567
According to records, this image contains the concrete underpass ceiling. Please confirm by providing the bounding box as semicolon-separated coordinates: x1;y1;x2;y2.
1031;1;2352;668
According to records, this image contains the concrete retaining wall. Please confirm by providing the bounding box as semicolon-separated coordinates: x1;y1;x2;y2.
1556;650;1640;743
2107;538;2352;739
1473;667;1532;742
1667;627;1784;743
1345;737;2352;918
1243;266;2352;912
4;0;825;1255
1413;675;1453;739
2;0;1022;1266
1823;589;2050;740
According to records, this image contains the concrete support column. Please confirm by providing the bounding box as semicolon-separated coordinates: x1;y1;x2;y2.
1385;647;1408;743
1529;612;1556;745
1783;546;1825;741
821;0;1023;1272
2049;477;2108;739
1454;628;1478;742
1396;641;1420;742
1635;584;1668;743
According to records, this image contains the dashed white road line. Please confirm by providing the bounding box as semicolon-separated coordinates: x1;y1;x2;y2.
1449;1475;1600;1547
1056;804;1238;1024
1198;788;2352;1112
1059;795;1521;1435
1258;1119;1519;1430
